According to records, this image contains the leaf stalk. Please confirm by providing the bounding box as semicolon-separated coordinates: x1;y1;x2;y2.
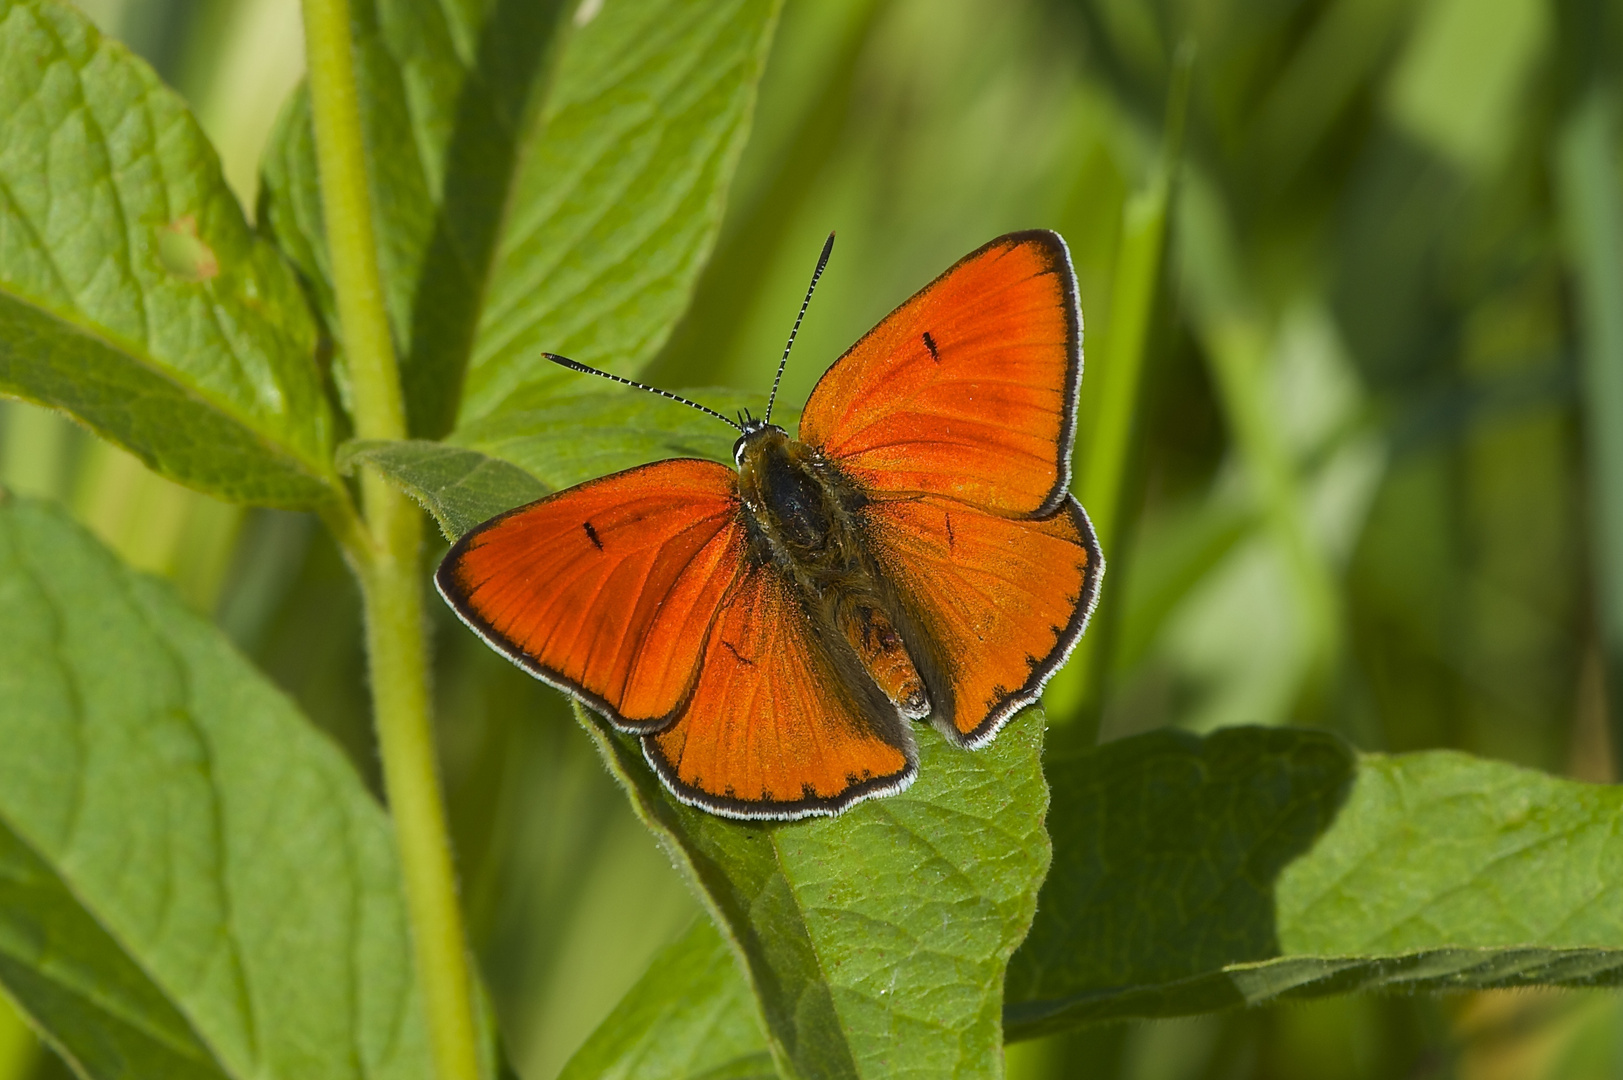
299;0;482;1076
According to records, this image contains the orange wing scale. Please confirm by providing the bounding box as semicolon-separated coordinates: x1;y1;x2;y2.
436;459;745;730
645;562;915;818
863;493;1101;745
799;231;1080;516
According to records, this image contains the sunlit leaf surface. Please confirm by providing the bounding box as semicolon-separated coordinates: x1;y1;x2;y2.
0;497;432;1080
339;439;547;540
452;387;789;492
557;919;773;1080
460;0;783;425
262;0;781;437
583;705;1050;1080
347;389;796;537
0;0;335;506
1007;727;1623;1037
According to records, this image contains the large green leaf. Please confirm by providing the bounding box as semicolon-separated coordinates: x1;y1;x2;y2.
0;0;336;507
258;0;570;437
458;0;782;425
581;704;1050;1080
451;387;788;491
341;389;792;537
1006;727;1623;1038
0;818;226;1079
262;0;780;437
0;495;433;1079
557;920;772;1080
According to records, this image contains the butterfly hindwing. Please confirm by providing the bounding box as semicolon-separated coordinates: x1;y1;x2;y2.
862;493;1101;744
644;559;917;819
798;230;1081;517
436;459;745;731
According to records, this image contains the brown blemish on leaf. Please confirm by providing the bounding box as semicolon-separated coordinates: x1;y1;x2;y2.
156;215;219;281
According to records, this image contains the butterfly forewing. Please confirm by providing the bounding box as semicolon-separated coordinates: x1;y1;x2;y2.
798;231;1081;517
436;459;745;730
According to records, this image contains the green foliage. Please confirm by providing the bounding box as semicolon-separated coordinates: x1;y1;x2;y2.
451;388;788;492
0;0;336;507
558;921;772;1080
457;0;783;426
262;0;782;436
345;386;796;536
1558;91;1623;767
5;0;1623;1075
258;0;570;438
1009;728;1623;1036
0;496;431;1079
556;725;1623;1060
338;439;547;540
581;705;1049;1080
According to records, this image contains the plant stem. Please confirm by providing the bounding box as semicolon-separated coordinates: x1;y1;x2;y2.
299;0;482;1077
1557;88;1623;777
1044;47;1189;735
1041;177;1169;733
1178;175;1341;716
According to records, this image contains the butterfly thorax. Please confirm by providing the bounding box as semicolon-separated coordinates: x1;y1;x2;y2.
734;425;931;721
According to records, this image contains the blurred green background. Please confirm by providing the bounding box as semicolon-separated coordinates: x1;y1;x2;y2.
5;0;1623;1076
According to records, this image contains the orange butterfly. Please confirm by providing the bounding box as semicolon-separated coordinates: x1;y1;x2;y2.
437;231;1103;820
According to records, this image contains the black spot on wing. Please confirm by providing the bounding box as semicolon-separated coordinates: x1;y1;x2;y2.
583;521;603;550
922;331;940;362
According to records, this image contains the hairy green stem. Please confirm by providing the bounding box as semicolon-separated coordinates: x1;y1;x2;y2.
300;0;482;1077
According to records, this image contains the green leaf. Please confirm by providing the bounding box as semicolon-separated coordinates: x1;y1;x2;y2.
558;919;772;1080
262;0;781;438
0;819;227;1080
0;495;433;1079
0;0;337;508
452;387;788;493
579;703;1050;1080
338;438;547;540
1005;726;1623;1038
459;0;783;425
259;0;571;437
349;390;794;539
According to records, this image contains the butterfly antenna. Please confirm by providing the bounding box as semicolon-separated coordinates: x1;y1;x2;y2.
544;354;743;432
764;231;836;424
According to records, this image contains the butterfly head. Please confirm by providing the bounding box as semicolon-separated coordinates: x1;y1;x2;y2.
733;416;787;468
